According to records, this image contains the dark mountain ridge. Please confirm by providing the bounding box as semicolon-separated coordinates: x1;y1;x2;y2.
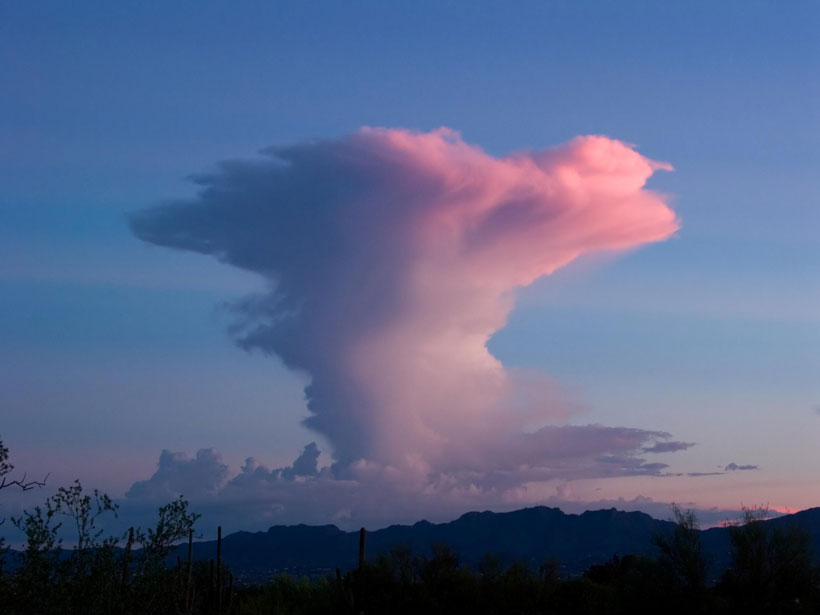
178;505;820;583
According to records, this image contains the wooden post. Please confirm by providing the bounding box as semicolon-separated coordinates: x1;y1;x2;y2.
217;525;223;614
357;527;367;612
176;556;182;597
121;527;134;589
209;558;214;608
186;529;194;610
226;572;234;615
358;527;366;570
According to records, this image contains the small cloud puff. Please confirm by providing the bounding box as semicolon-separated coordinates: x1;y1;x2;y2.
724;463;759;472
126;448;228;501
642;441;695;454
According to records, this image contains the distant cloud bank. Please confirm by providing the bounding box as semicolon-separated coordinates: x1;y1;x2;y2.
130;127;680;524
122;445;765;531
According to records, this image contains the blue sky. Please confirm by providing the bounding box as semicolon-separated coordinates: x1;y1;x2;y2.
1;1;818;527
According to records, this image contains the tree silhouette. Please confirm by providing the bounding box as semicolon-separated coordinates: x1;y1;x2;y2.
652;505;709;613
719;506;818;615
654;504;708;589
0;437;48;494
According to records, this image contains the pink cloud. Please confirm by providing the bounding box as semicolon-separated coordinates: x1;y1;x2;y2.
130;127;679;517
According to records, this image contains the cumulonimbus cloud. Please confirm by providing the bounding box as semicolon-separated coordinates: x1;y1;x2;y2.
130;127;680;518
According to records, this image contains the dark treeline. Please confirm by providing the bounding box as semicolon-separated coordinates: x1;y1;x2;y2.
3;496;819;614
2;440;819;614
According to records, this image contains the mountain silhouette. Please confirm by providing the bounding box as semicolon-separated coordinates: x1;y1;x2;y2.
176;506;820;583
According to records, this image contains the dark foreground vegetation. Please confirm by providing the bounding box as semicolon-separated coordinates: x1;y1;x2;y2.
2;439;819;614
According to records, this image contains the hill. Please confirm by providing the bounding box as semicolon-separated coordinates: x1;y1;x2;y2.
178;505;820;584
179;506;672;583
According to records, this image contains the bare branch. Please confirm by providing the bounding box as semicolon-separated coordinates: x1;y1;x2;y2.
0;472;50;492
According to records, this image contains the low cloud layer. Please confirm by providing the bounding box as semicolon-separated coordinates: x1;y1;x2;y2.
121;445;769;532
130;127;680;522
